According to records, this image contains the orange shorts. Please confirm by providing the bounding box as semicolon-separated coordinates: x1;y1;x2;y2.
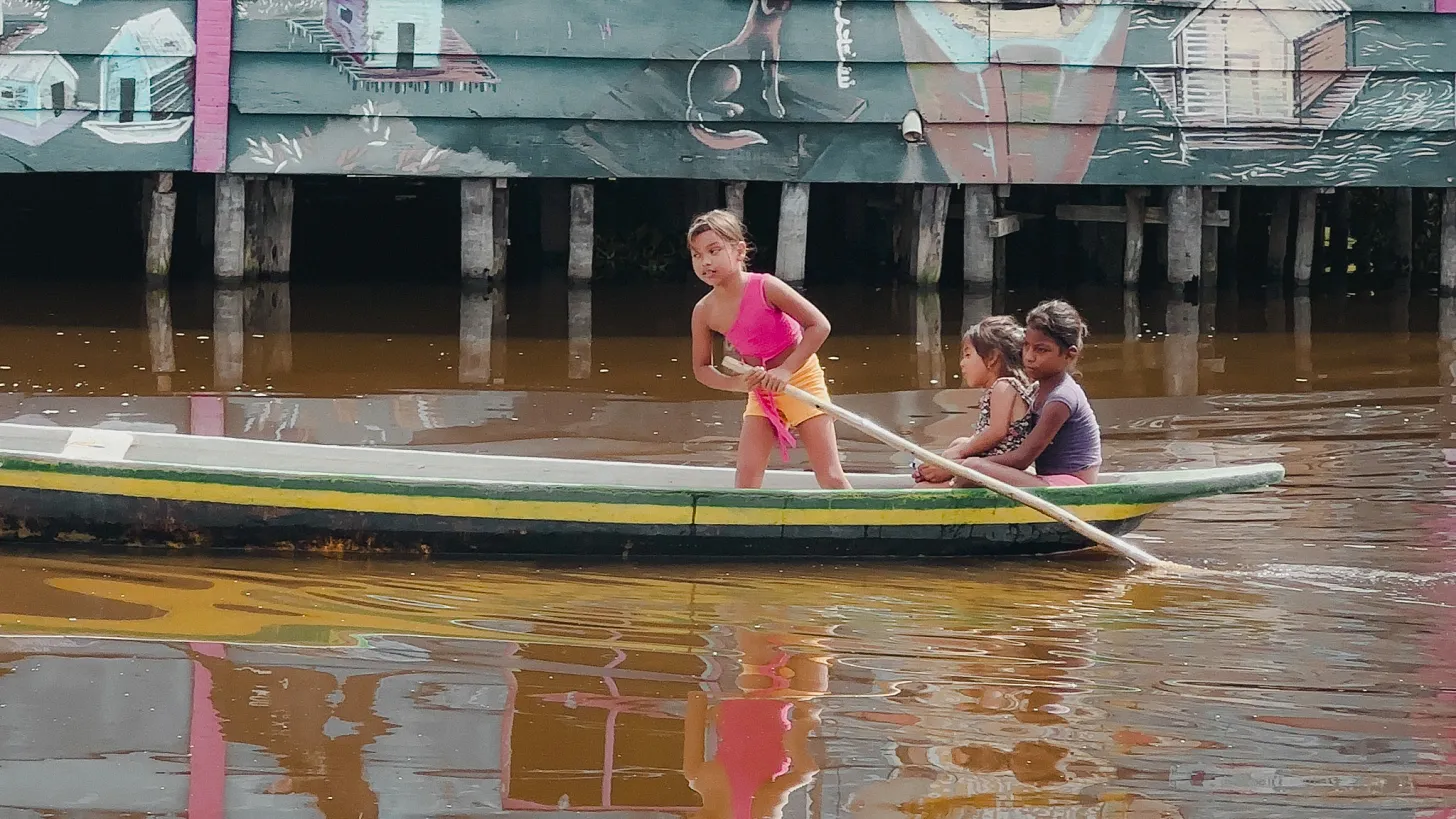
743;354;828;429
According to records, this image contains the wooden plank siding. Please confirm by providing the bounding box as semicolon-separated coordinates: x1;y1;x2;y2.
0;0;1455;184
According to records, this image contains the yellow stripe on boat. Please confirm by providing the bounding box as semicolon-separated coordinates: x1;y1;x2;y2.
0;470;695;527
693;502;1159;527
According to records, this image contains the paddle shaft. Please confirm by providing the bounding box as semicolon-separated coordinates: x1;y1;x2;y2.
720;358;1171;568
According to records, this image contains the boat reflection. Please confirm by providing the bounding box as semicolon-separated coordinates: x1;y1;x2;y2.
0;558;1238;817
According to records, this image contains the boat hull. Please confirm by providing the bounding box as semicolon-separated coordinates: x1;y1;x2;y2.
0;422;1284;558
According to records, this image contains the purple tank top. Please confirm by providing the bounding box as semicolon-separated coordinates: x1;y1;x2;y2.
1034;375;1102;475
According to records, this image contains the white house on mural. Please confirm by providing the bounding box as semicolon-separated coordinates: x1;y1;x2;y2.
0;51;78;127
83;8;196;144
323;0;443;70
1141;0;1368;147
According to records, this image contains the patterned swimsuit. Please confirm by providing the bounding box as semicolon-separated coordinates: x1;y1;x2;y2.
977;376;1037;457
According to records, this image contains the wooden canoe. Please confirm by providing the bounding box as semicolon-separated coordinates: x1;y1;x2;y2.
0;423;1284;558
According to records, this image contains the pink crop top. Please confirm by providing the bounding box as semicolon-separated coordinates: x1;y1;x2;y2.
725;273;801;363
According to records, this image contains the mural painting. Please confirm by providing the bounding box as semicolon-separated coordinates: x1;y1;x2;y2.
223;0;1456;185
0;0;194;171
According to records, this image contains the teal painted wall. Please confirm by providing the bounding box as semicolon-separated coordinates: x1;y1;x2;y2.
5;0;1456;184
0;0;195;172
223;0;1456;185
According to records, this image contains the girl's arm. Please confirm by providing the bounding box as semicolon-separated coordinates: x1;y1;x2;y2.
916;385;1020;483
692;302;748;392
983;401;1070;471
757;276;831;390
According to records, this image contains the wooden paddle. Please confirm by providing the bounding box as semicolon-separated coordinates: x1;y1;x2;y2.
720;358;1177;569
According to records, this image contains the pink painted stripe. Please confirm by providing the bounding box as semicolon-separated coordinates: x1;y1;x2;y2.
189;395;226;436
192;0;234;173
187;642;228;819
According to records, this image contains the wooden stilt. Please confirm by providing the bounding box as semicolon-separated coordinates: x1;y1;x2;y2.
1442;188;1456;296
145;172;177;278
683;179;720;226
892;185;915;275
1123;289;1141;342
460;178;495;281
493;179;510;279
724;182;747;220
914;184;951;285
213;174;245;281
243;177;294;276
540;180;569;260
1200;187;1219;287
567;283;592;379
568;182;594;284
776;182;810;285
963;184;996;287
1293;188;1317;287
1166;186;1201;285
1223;187;1242;273
1394;187;1414;277
1123;188;1146;288
195;174;215;253
1329;188;1351;280
1266;189;1291;283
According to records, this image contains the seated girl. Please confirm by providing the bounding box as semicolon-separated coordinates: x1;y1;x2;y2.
958;300;1102;488
913;316;1035;487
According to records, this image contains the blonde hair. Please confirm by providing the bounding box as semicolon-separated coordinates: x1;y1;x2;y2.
687;209;753;258
964;315;1026;380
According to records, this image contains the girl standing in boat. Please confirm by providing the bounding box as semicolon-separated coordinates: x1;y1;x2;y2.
688;209;852;489
913;315;1035;487
960;300;1102;488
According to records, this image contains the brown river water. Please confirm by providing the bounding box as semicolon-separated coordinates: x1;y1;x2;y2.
0;274;1453;817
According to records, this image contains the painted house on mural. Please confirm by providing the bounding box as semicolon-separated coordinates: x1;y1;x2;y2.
0;51;76;127
1143;0;1368;148
0;51;91;147
324;0;443;70
83;8;196;145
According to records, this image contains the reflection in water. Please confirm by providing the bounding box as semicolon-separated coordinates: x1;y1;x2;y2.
145;281;176;393
0;274;1454;816
1294;293;1313;391
1164;300;1198;398
960;289;992;337
0;556;1451;817
459;283;498;385
569;283;592;380
213;285;245;390
915;289;944;389
249;278;294;376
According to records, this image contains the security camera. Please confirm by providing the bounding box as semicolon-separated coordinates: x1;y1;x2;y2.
901;109;925;143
